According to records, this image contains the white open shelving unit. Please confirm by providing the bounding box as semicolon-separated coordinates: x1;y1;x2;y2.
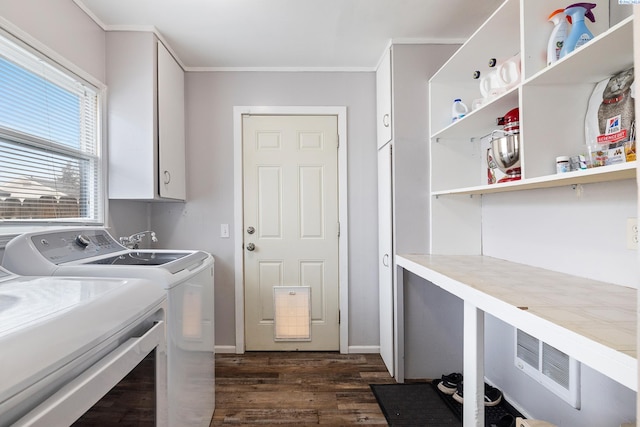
396;1;637;425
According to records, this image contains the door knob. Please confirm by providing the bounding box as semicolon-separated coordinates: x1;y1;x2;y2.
247;226;255;234
246;243;255;251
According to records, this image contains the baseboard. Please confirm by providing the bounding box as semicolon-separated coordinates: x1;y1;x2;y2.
485;378;532;420
215;345;380;354
215;345;238;354
348;345;380;354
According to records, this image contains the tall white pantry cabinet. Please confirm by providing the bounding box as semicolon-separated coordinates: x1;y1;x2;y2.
376;46;394;378
376;44;461;380
106;32;186;201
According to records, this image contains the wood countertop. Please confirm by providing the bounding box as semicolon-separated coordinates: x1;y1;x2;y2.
396;254;637;391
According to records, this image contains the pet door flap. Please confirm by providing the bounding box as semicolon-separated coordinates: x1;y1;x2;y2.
273;286;311;341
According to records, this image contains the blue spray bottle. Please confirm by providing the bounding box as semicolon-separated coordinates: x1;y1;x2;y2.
559;3;596;59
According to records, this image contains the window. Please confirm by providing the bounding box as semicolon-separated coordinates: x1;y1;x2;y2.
0;29;103;224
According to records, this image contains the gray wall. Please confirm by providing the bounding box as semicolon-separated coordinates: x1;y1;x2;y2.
0;0;152;241
0;0;105;83
150;71;378;348
1;2;635;424
392;44;459;255
0;1;381;350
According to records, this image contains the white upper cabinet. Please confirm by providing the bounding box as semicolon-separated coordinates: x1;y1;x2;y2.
376;47;392;148
106;32;186;201
157;42;186;200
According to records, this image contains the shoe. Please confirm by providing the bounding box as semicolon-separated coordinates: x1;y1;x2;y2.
437;372;462;395
493;414;515;427
452;381;464;403
451;382;503;406
484;383;502;406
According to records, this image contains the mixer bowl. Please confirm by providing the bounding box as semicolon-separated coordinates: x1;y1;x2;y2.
491;133;520;172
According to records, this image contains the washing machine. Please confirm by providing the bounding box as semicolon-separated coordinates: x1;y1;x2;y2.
0;266;167;426
2;227;215;427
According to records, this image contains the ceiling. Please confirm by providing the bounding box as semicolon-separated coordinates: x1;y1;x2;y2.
74;0;504;71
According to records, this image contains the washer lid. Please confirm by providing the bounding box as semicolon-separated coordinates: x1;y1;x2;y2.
0;277;124;335
0;276;165;413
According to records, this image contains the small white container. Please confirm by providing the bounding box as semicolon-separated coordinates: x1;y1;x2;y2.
556;156;570;173
451;99;468;122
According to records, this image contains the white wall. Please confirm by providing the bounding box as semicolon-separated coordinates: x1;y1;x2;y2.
150;71;378;348
485;314;636;426
483;180;638;288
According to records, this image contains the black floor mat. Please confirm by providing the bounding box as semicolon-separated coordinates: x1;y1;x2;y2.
371;381;524;427
431;380;524;426
370;383;461;426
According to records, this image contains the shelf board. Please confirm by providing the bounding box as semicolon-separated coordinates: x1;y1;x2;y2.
432;162;636;196
524;16;634;86
431;88;518;140
429;0;520;84
396;253;637;391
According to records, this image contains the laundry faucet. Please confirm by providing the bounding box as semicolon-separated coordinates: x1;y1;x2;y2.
119;230;158;249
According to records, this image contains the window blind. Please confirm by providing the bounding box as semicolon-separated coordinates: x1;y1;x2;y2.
0;29;102;223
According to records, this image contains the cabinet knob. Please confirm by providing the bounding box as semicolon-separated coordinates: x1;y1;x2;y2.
163;170;171;184
383;114;390;127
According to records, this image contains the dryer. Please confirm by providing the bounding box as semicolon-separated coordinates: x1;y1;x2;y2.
2;227;215;427
0;266;167;426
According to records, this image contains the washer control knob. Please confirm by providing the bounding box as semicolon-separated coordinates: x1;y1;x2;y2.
75;234;91;248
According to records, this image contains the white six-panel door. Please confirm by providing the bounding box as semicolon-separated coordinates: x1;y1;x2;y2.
243;115;340;351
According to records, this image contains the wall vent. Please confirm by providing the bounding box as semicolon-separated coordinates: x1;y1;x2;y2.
515;329;580;408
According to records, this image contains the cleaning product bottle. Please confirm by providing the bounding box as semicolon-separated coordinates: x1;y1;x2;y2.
547;8;569;65
559;3;596;59
451;99;468;122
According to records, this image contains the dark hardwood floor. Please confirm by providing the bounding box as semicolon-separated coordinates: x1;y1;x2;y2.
211;352;397;426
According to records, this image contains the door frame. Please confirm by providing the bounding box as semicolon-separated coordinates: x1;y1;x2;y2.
233;106;349;354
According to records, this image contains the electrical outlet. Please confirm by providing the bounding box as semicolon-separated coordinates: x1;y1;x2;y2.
626;218;637;250
220;223;230;238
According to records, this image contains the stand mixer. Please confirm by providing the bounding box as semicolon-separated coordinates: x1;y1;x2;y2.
489;107;521;183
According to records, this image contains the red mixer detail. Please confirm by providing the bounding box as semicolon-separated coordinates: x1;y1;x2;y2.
489;107;521;183
497;107;520;134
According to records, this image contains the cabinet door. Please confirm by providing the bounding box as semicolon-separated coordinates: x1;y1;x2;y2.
378;143;394;375
106;32;156;200
157;42;186;200
376;48;392;149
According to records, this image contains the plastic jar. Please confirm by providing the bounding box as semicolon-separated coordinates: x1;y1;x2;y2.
451;99;468;122
556;156;570;173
